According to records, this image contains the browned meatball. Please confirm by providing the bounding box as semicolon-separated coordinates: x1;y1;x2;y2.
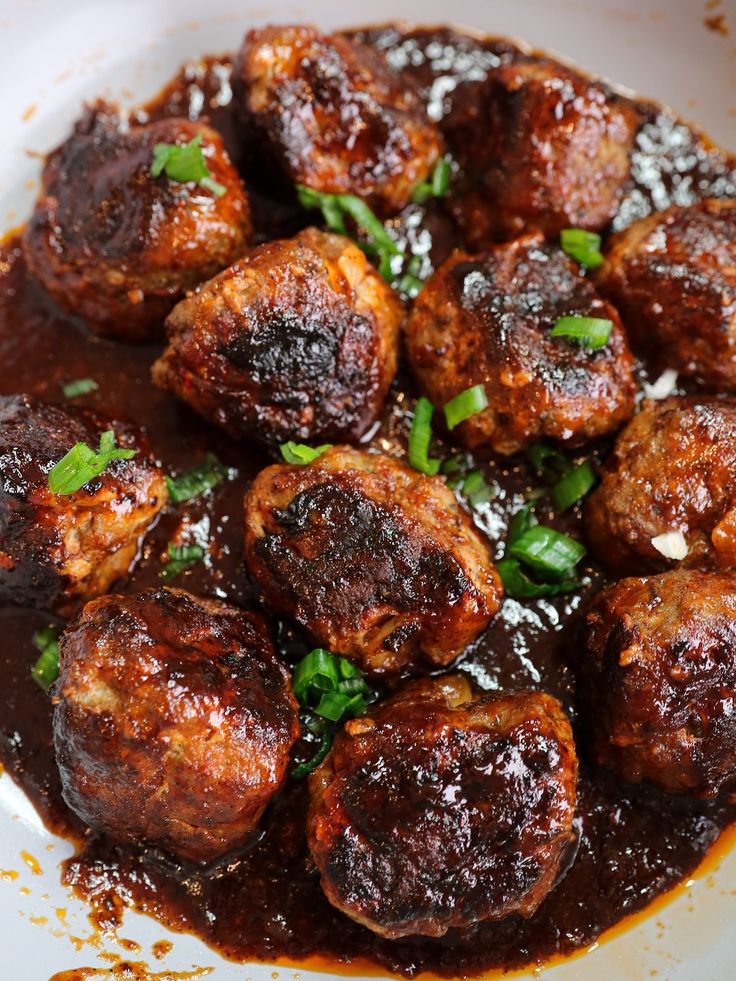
233;24;444;214
243;447;502;675
580;570;736;797
152;228;402;447
53;587;300;863
24;105;251;341
585;397;736;575
0;395;167;616
307;675;578;938
455;59;637;245
405;234;637;455
601;199;736;390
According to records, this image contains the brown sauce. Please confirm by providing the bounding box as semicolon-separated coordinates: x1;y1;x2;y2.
1;23;736;980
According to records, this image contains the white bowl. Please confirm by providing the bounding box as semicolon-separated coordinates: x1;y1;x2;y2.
1;2;735;979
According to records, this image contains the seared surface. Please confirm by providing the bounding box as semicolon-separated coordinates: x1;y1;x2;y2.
24;106;251;341
53;587;300;863
308;676;578;938
405;234;636;454
233;24;443;214
580;570;736;798
152;227;402;446
0;394;167;615
244;447;502;674
585;397;736;575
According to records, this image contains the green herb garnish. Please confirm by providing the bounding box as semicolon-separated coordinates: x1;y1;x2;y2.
560;229;604;269
550;460;597;512
408;397;441;476
411;156;453;204
280;442;332;465
151;133;226;196
48;431;135;496
499;504;585;599
444;384;489;430
31;626;60;691
550;315;613;349
62;378;98;399
166;453;228;503
159;542;205;582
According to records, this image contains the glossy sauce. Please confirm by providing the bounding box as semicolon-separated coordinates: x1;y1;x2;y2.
1;24;736;980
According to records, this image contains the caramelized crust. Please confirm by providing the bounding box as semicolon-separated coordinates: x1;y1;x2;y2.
581;570;736;797
0;394;167;615
233;24;444;214
243;447;502;674
585;397;736;575
53;587;300;863
152;227;402;447
405;234;636;455
601;199;736;390
24;106;251;341
308;676;578;937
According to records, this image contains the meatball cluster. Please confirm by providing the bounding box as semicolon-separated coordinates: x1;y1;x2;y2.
405;233;636;455
53;587;300;863
24;106;251;341
244;447;502;674
233;24;444;213
152;227;402;447
0;395;167;615
308;675;579;937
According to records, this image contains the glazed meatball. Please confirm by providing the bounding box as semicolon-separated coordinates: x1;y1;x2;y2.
24;105;251;341
601;199;736;390
580;570;736;797
243;447;502;675
0;395;167;615
152;228;402;446
585;397;736;575
53;587;300;863
307;675;578;938
233;24;444;214
455;59;637;245
405;233;637;455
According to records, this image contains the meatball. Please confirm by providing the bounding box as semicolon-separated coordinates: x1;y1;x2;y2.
243;447;502;674
233;24;444;214
601;199;736;390
152;227;402;447
24;105;251;341
455;59;637;245
405;233;637;455
580;570;736;797
53;587;300;863
0;395;167;615
585;397;736;575
307;675;578;938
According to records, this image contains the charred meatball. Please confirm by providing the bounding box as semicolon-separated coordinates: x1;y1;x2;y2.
455;59;637;245
243;447;502;674
24;105;251;341
0;395;167;615
581;570;736;797
405;233;636;455
233;24;443;214
152;228;402;447
307;675;578;938
601;199;736;390
53;587;300;863
585;397;736;575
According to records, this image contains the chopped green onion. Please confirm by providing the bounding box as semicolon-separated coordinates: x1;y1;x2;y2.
62;378;98;399
166;453;227;503
411;156;453;203
336;195;401;259
280;442;332;465
461;469;494;506
560;229;604;269
293;648;341;705
550;316;613;350
444;384;488;430
408;397;440;476
159;542;205;582
151;133;226;196
508;503;538;545
497;558;580;599
48;430;136;496
292;722;333;780
315;690;367;722
527;443;571;479
398;273;424;298
31;626;60;691
509;526;586;579
551;460;597;511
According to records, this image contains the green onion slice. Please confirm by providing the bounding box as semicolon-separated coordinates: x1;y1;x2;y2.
444;384;488;430
411;156;453;203
497;558;580;599
508;503;538;546
292;724;333;780
398;273;424;298
550;460;597;512
151;133;226;196
293;648;341;705
48;431;135;496
461;469;494;506
31;626;60;691
550;316;613;349
166;453;228;503
62;378;98;399
560;229;604;269
315;690;367;723
527;443;571;479
509;526;586;579
159;542;205;582
280;442;332;465
408;397;441;476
